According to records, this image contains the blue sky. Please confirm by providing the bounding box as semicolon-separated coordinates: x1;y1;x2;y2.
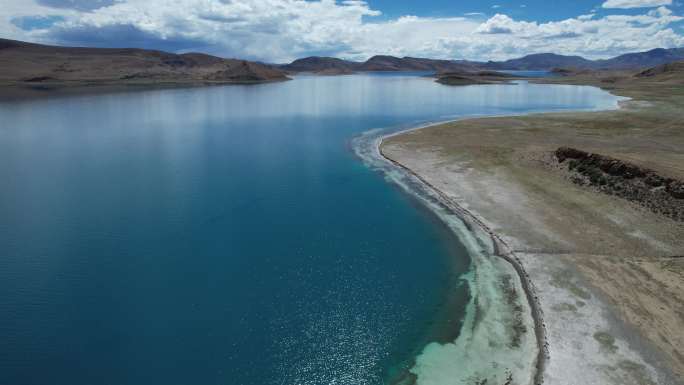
368;0;682;20
1;0;683;62
369;0;594;20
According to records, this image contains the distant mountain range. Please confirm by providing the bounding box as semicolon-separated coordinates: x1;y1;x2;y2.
594;48;684;70
281;48;684;73
3;37;684;91
281;55;479;73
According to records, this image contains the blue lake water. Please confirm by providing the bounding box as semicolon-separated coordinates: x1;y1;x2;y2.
0;74;620;385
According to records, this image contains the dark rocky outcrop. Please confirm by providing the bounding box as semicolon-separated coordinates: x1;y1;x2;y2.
669;182;684;199
635;61;684;77
555;147;684;221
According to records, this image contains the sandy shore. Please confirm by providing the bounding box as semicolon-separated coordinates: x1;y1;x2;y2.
379;138;548;384
378;76;684;384
353;127;541;385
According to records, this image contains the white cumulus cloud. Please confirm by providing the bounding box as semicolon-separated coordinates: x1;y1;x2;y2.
602;0;672;9
1;0;683;62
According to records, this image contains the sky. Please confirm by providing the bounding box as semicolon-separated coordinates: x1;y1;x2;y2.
2;0;684;63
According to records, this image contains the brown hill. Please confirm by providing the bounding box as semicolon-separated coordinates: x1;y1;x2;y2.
635;61;684;84
357;55;475;72
281;57;360;73
0;38;289;86
281;55;477;73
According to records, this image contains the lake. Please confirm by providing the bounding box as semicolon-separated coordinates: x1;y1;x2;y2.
0;74;620;385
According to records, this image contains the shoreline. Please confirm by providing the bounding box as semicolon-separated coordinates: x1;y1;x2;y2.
0;79;291;103
378;140;549;384
377;74;684;384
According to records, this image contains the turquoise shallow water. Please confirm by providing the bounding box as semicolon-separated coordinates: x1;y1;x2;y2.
0;74;620;385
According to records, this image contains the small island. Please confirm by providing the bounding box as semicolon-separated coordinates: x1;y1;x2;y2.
435;70;518;86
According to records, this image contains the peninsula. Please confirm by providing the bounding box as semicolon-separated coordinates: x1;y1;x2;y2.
381;62;684;384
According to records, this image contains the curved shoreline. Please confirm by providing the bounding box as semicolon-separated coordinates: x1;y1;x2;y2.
378;136;548;385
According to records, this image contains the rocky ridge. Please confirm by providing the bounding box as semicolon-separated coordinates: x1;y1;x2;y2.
555;147;684;221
